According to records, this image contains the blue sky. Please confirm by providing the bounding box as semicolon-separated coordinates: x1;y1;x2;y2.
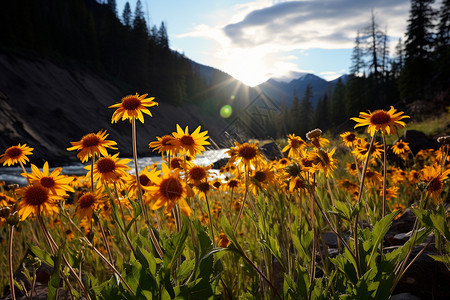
115;0;420;86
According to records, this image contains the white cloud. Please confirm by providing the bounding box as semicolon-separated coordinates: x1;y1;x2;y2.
177;0;416;84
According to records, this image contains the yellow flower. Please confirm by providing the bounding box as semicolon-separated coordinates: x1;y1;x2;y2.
346;162;360;177
149;135;177;154
311;148;337;177
147;163;191;216
75;190;106;221
420;164;450;200
288;177;307;193
306;129;329;148
351;106;409;136
85;154;131;185
249;166;276;194
340;132;358;148
24;162;74;197
229;142;264;170
127;164;161;198
365;169;382;188
67;130;117;163
392;139;410;158
217;232;231;248
379;186;399;200
409;170;420;185
0;144;33;166
187;164;211;186
109;93;158;123
392;203;405;219
16;184;61;220
172;124;210;157
353;140;383;161
282;134;307;158
168;156;190;170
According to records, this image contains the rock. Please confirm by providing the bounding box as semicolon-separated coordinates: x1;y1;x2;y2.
392;244;450;299
260;142;283;161
385;209;416;246
211;157;229;170
402;130;440;155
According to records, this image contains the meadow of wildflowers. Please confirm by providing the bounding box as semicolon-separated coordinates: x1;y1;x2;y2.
0;94;449;299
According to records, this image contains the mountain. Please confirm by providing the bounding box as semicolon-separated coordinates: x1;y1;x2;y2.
256;73;348;107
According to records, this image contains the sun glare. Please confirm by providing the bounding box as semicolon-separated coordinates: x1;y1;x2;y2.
223;54;268;87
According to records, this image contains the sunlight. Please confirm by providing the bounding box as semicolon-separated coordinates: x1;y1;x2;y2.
222;52;268;87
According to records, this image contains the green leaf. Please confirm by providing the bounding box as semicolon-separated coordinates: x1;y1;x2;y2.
429;206;450;241
29;245;54;267
135;246;157;275
220;216;243;253
329;200;352;221
167;224;189;269
48;244;64;300
428;254;450;264
366;210;399;268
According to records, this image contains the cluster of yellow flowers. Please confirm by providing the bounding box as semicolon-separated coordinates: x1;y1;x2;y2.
0;97;448;234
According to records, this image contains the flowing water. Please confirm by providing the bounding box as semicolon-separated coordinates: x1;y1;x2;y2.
0;149;229;186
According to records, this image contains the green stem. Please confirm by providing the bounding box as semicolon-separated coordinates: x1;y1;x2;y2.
382;132;387;219
9;225;16;300
204;192;215;247
234;164;249;233
37;210;91;300
131;118;164;259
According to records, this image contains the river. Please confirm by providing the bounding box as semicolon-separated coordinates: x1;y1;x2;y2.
0;149;229;186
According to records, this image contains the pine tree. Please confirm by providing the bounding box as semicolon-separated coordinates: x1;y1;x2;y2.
107;0;117;16
133;0;147;35
330;78;346;128
400;0;436;101
122;2;132;27
435;0;450;98
157;21;169;49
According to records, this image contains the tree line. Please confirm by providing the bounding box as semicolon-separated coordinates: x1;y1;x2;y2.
0;0;214;106
276;0;449;139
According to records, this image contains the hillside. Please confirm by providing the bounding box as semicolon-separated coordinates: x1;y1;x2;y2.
0;52;228;164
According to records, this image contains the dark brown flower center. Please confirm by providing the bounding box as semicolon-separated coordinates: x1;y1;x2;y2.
279;158;288;165
428;177;442;192
40;176;55;188
180;135;195;146
397;143;405;149
254;171;267;182
170;158;183;169
122;96;141;110
5;147;22;159
370;110;391;125
290;138;302;149
238;145;257;160
81;134;100;148
190;167;207;181
346;133;356;141
301;158;313;168
197;182;210;193
294;179;304;189
228;179;238;188
96;158;116;174
25;186;49;206
213;181;221;189
159;177;183;200
161;136;173;146
139;174;150;186
78;193;96;209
